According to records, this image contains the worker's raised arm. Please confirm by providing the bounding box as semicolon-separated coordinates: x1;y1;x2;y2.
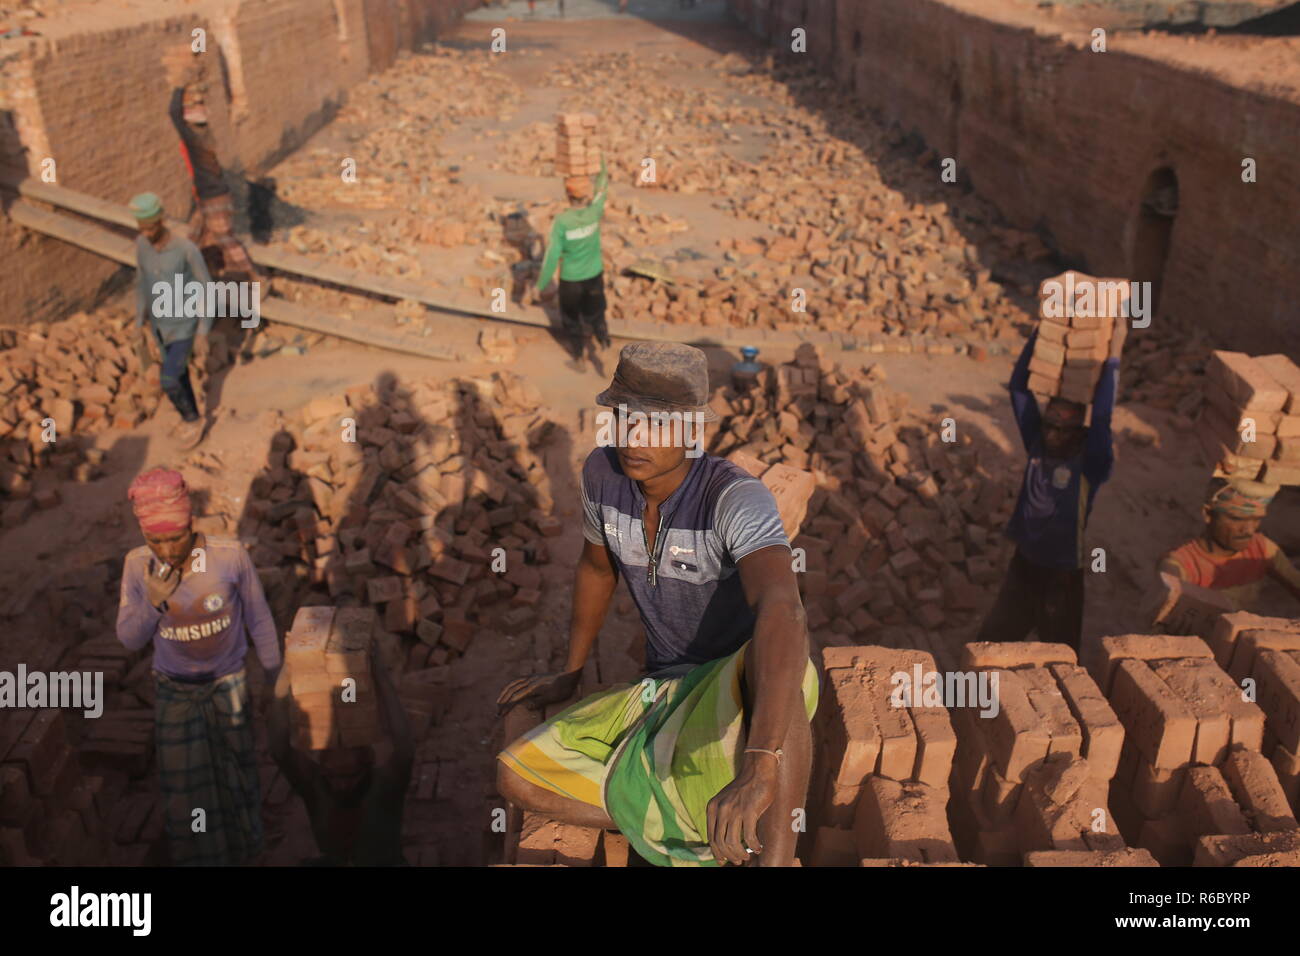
1083;320;1126;484
1009;330;1041;451
591;154;609;218
168;86;187;134
536;218;564;293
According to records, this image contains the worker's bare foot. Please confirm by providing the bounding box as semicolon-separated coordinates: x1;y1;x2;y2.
176;418;206;450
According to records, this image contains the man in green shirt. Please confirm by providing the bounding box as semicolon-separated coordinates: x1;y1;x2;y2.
538;155;610;364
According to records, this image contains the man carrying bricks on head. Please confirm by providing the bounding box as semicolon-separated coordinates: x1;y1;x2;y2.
132;191;212;450
115;466;282;865
266;639;413;866
496;342;819;866
1159;479;1300;610
974;318;1127;651
164;45;259;284
538;154;611;366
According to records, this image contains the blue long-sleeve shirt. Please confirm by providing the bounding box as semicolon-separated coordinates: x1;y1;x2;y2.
117;535;281;682
1004;330;1119;569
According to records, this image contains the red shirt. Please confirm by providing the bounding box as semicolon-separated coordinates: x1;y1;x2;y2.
1164;533;1276;609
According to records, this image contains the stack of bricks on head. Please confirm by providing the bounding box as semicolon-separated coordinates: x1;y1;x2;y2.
284;606;382;751
1027;270;1121;412
556;112;599;178
1199;350;1300;486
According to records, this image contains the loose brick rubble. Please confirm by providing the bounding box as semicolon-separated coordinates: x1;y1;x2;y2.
0;709;109;866
707;344;1013;646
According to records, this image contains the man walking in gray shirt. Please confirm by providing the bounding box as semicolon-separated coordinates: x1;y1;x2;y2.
131;191;212;449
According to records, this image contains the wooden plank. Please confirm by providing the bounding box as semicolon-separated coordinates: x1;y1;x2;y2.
7;178;548;327
7;201;459;362
4;178;813;354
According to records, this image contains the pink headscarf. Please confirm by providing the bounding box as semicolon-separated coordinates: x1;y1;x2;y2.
128;467;192;535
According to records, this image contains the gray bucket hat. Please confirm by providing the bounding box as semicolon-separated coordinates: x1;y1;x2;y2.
595;342;718;422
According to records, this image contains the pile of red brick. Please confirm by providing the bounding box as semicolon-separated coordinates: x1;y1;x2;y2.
1087;634;1297;865
1200;350;1300;485
946;642;1128;866
807;646;963;866
0;311;146;526
239;370;560;673
0;709;109;866
707;344;1013;641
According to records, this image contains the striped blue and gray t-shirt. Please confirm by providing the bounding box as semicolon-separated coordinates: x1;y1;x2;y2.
580;447;790;675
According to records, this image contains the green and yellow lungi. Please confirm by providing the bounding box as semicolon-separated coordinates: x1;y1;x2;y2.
498;641;819;867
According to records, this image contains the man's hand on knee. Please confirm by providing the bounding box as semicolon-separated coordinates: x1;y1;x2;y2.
496;669;582;717
705;757;779;865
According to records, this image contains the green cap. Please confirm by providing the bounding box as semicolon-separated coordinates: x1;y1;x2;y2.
129;192;164;221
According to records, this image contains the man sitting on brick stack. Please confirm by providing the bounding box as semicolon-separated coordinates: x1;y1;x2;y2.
538;154;611;367
496;342;818;866
1159;478;1300;611
115;466;282;865
975;317;1127;652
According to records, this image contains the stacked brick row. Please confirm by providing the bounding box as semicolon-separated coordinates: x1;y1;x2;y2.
1199;350;1300;485
947;642;1127;866
240;370;561;671
806;646;961;866
1087;634;1297;866
0;709;108;866
706;344;1014;642
1207;612;1300;815
1027;271;1121;405
555;112;599;177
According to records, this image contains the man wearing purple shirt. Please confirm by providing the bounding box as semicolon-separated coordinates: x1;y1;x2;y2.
975;320;1127;651
116;466;281;865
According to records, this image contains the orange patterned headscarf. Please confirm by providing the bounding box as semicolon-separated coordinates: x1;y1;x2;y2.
128;467;192;535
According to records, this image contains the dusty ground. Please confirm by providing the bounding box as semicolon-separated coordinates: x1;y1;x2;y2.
5;1;1299;865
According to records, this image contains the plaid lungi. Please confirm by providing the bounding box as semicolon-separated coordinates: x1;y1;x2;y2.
155;669;263;866
498;641;819;867
188;192;255;278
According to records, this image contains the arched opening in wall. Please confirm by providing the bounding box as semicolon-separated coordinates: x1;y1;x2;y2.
1133;166;1179;319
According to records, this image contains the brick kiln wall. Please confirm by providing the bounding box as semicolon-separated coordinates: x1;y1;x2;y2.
0;0;476;330
728;0;1300;355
